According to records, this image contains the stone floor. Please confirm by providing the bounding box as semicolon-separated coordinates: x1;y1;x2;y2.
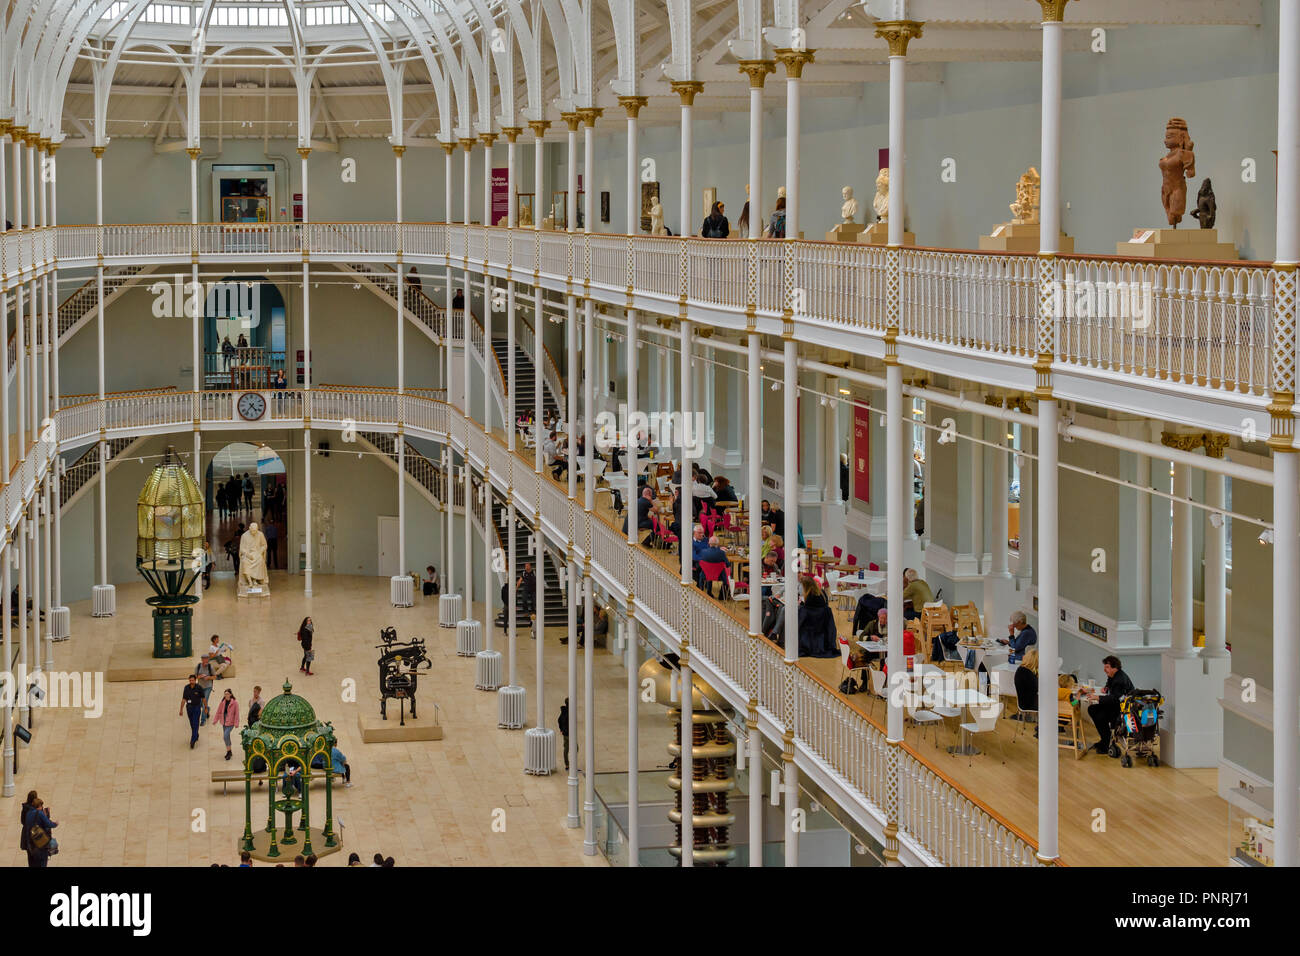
2;574;676;867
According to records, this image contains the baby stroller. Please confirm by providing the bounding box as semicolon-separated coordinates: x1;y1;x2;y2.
1110;690;1164;767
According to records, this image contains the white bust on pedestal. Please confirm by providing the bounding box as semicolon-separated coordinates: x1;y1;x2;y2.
826;185;867;242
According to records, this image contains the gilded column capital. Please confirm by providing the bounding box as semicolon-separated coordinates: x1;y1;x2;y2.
90;145;106;159
773;49;815;79
22;131;38;148
479;132;497;148
617;96;648;118
38;137;50;153
392;144;407;157
527;119;551;138
669;81;704;106
1031;0;1075;22
186;147;202;160
297;146;312;159
0;119;10;136
737;60;777;88
874;19;925;57
1160;430;1233;457
439;140;457;156
576;107;603;128
10;125;28;143
459;137;477;152
501;126;523;143
46;142;59;157
559;111;581;132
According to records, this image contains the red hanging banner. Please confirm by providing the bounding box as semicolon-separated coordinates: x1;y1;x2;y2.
853;401;871;503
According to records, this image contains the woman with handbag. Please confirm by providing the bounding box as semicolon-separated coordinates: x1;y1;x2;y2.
297;617;315;675
213;689;241;760
24;797;57;867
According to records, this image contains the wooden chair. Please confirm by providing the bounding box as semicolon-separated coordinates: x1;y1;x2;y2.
919;604;956;668
1058;695;1087;758
952;602;985;641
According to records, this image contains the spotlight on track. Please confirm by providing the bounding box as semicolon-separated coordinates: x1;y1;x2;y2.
1259;529;1275;546
1209;512;1225;529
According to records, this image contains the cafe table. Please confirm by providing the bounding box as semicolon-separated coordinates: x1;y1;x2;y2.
930;685;997;755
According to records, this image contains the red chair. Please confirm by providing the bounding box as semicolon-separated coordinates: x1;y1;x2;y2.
847;553;858;566
832;546;843;560
651;514;678;550
697;560;732;601
869;562;880;571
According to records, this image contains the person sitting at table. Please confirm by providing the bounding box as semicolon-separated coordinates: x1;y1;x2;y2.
1085;655;1135;756
798;577;839;658
759;552;783;598
997;610;1037;663
901;568;934;619
689;524;708;564
667;488;685;542
761;499;785;536
852;608;889;668
633;430;651;458
713;476;738;503
624;487;656;541
768;534;786;568
761;594;784;643
852;591;887;635
695;535;729;590
1013;647;1039;719
543;431;567;480
759;524;775;559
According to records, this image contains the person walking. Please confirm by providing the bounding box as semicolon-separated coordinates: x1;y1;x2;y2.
297;617;315;674
264;517;279;569
194;655;217;724
181;674;205;749
213;688;240;761
700;200;730;238
242;472;254;513
18;790;37;858
23;797;56;867
557;697;571;771
247;685;264;726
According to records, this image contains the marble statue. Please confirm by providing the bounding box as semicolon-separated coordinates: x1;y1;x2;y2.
872;169;890;223
1191;178;1217;230
841;186;859;223
649;196;665;236
1159;117;1197;227
239;521;270;593
1009;167;1041;225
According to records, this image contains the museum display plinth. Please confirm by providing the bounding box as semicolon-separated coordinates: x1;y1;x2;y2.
857;222;915;246
106;645;238;682
980;222;1075;254
238;583;269;599
358;709;443;743
826;222;866;242
1117;227;1237;260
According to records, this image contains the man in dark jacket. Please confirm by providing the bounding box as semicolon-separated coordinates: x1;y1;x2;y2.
23;798;56;867
1087;655;1136;755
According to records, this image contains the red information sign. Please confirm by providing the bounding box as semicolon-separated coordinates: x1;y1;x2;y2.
491;167;509;225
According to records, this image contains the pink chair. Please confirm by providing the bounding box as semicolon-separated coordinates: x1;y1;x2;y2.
698;560;732;601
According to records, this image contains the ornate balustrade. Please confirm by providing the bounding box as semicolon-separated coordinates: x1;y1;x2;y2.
20;221;1278;407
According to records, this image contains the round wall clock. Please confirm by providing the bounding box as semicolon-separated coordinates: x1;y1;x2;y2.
237;392;267;421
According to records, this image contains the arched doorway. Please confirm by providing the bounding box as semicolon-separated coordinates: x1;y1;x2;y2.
206;442;287;575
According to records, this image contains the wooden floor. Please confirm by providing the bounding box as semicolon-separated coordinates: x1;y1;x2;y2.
2;575;676;867
541;438;1229;867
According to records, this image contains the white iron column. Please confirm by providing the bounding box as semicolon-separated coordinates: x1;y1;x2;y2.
501;276;523;720
990;415;1010;577
462;248;473;637
17;512;27;729
565;291;579;827
562;113;579;231
625;305;640;862
530;121;550;233
1135;451;1152;635
1271;0;1300;868
579;109;601;232
461;138;474;224
747;328;763;863
91;143;113;615
739;61;775;239
774;48;813;241
679;315;695;868
618;98;647;232
1168;451;1195;658
503;128;521;227
876;21;922;248
482;269;494;651
482;132;495;227
582;294;596;854
670;83;702;236
1203;469;1228;657
302;185;314;594
533;281;548;739
48;142;66;640
781;331;799;867
1032;0;1069;865
1;541;10;795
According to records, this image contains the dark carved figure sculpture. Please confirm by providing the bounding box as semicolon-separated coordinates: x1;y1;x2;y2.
1159;117;1197;227
1191;178;1217;230
375;626;432;725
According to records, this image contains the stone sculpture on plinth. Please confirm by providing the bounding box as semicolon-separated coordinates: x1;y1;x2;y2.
1191;178;1217;230
238;521;270;597
827;186;866;242
858;169;914;245
649;197;665;236
979;165;1073;253
1159;117;1196;228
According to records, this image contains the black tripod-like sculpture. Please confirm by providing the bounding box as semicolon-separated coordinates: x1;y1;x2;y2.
375;626;432;725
